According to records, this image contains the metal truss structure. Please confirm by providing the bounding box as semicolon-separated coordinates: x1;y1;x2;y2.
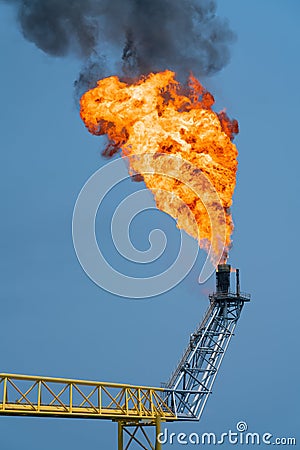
117;419;163;450
0;265;250;449
163;266;250;420
0;374;175;421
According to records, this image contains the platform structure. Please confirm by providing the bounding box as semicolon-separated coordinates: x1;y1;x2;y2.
0;265;250;449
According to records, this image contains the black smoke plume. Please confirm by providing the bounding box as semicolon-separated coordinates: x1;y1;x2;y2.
2;0;236;97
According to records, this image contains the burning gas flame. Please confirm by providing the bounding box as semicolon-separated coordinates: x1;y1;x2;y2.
80;70;238;264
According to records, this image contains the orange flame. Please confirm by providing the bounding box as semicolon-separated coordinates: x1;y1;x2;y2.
80;70;238;264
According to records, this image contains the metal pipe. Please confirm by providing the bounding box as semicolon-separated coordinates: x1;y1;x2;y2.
155;416;162;450
236;269;240;297
118;421;123;450
216;264;231;293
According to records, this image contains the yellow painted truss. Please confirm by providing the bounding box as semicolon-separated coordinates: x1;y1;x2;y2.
0;373;176;422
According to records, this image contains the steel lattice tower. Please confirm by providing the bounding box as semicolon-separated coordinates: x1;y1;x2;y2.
163;264;250;421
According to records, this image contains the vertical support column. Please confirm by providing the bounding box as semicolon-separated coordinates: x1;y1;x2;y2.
2;377;7;410
118;421;123;450
155;416;162;450
37;381;42;412
69;383;72;414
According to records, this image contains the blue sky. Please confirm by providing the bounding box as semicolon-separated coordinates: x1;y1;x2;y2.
0;1;299;448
